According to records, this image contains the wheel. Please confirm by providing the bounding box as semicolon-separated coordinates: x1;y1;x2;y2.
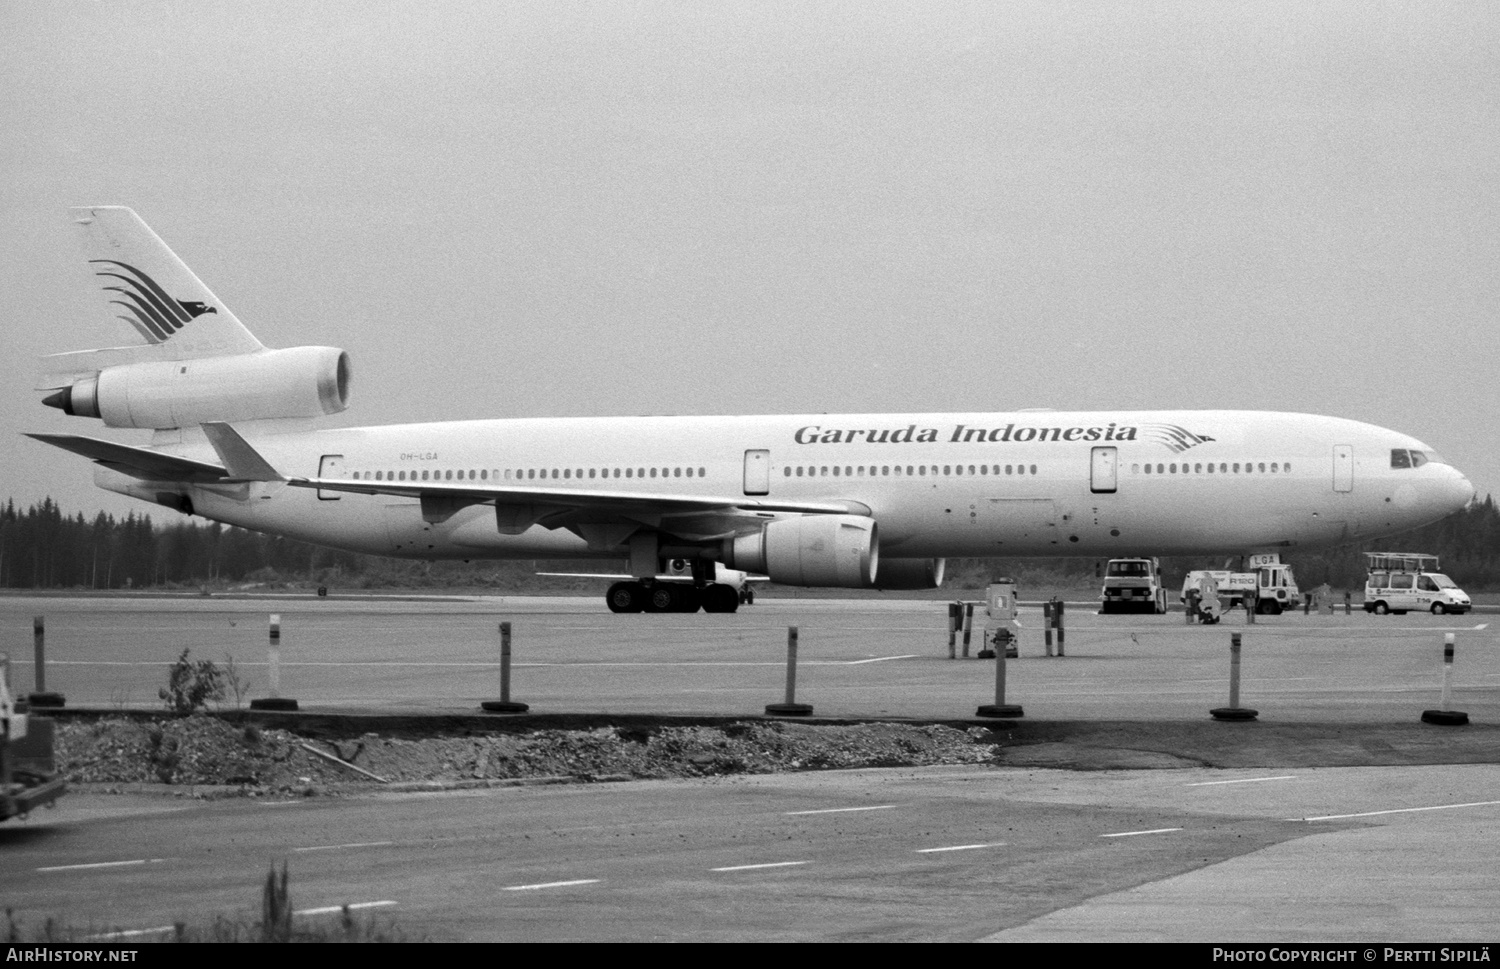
646;584;678;612
1431;602;1446;616
606;581;643;613
675;586;702;613
741;587;755;605
703;584;740;613
1258;599;1282;616
1373;601;1389;615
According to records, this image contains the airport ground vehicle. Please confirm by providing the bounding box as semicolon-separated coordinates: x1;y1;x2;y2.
1180;555;1301;615
0;659;66;823
1363;552;1471;615
1099;557;1167;614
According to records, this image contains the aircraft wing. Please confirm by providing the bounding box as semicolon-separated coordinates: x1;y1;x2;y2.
198;423;866;534
27;433;227;482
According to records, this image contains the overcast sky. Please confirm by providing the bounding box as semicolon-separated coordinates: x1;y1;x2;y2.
4;1;1498;522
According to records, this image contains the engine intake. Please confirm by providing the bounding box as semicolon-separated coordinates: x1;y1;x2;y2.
42;346;350;429
872;558;945;590
724;515;878;588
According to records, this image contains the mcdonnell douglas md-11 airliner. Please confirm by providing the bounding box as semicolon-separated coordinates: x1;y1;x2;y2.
29;208;1475;613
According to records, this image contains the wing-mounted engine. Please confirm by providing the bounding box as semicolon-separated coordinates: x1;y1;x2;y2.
723;514;879;588
41;346;351;429
872;558;945;590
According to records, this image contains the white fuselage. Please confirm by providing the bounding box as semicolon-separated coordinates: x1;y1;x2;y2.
99;409;1474;562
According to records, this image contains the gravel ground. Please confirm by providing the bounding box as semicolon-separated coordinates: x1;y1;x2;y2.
54;716;1002;796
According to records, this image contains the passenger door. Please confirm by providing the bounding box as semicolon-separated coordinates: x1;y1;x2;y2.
317;454;344;500
1090;446;1118;494
743;449;770;496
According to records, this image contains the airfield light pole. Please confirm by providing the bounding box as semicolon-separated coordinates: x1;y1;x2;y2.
766;626;812;716
250;613;297;711
482;621;528;713
1421;633;1469;726
1210;632;1258;721
28;615;64;708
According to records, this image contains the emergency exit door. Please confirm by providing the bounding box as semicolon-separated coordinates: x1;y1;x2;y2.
743;449;770;496
1333;445;1353;493
1090;446;1118;494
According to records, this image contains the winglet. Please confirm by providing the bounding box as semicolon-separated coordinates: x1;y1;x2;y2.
200;422;285;481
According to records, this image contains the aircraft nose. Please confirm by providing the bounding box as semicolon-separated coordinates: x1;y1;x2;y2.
1440;467;1476;513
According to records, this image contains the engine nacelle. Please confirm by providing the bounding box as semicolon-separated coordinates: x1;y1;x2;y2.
43;346;351;429
871;558;945;591
724;515;879;588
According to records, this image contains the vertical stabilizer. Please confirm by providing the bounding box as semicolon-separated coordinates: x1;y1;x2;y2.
69;207;264;359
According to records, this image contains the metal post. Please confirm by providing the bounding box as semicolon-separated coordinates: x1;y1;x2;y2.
32;617;44;694
268;614;281;697
1211;631;1258;720
1344;591;1351;616
962;603;974;658
977;632;1023;718
1043;602;1054;656
482;621;528;712
250;614;298;710
1245;595;1256;624
1422;633;1469;725
1056;600;1065;657
27;615;63;707
766;626;812;715
947;603;959;659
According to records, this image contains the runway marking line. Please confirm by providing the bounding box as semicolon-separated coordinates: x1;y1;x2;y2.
916;842;1007;854
294;841;397;852
711;861;811;872
1100;827;1183;838
1291;799;1500;822
85;902;399;939
785;805;896;816
37;858;168;873
1186;775;1296;787
503;878;601;891
296;901;399;915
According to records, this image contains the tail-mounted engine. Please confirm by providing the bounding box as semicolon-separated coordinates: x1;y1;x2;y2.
42;346;351;429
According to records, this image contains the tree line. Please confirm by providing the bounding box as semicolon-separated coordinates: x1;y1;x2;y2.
2;495;1498;592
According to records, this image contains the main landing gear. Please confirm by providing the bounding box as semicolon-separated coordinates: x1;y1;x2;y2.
606;581;741;614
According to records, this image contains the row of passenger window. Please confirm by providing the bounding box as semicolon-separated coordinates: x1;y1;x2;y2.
349;466;709;483
785;463;1038;478
1132;461;1290;475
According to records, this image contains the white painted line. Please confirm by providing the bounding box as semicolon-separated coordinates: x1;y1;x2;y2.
1292;799;1500;822
1186;775;1296;787
1100;827;1183;838
294;841;396;852
37;858;168;873
916;842;1007;854
86;925;176;940
711;861;811;872
785;805;896;816
295;901;399;916
1474;623;1489;630
846;654;919;664
503;878;601;891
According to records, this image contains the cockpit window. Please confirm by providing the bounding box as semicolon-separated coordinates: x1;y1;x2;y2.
1390;449;1432;469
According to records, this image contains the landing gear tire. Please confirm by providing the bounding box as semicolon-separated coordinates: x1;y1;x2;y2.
606;581;644;613
646;584;678;613
702;584;740;614
675;586;703;613
1431;603;1447;616
740;587;755;605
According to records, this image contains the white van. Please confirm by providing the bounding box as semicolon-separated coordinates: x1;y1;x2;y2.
1363;553;1471;616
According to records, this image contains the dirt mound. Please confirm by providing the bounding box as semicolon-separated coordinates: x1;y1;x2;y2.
55;716;1000;795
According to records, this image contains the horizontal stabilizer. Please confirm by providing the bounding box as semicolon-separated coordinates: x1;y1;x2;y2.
26;433;226;482
200;422;285;481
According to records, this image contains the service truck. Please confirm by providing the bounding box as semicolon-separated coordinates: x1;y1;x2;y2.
1363;552;1471;615
1099;557;1168;614
1;657;66;823
1180;554;1302;616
